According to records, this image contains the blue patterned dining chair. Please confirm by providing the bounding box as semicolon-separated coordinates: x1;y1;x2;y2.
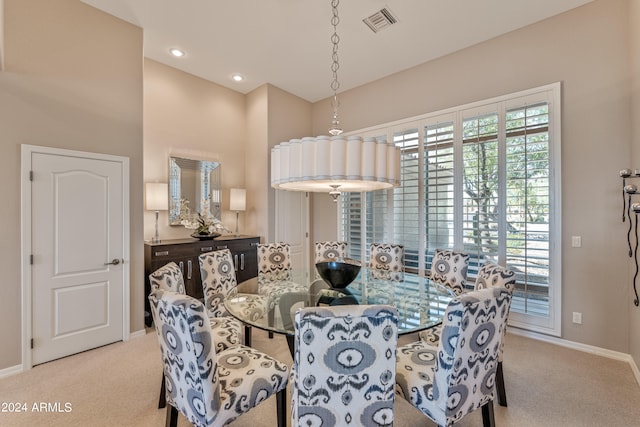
199;249;269;347
291;304;398;427
149;262;242;409
148;289;289;427
396;287;512;427
470;261;517;407
428;249;470;295
257;242;293;287
314;241;348;262
419;261;517;407
369;243;405;281
314;241;348;280
257;243;307;337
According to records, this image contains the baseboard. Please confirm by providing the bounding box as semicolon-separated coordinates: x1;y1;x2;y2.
631;355;640;387
129;329;147;339
0;364;23;379
508;327;639;386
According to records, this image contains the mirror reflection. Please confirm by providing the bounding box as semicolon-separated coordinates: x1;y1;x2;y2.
169;156;221;225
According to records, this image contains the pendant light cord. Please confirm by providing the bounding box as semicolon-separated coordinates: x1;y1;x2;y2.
329;0;343;136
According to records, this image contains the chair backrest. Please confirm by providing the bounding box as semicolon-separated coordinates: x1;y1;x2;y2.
149;262;186;294
474;261;517;292
148;289;220;426
474;261;516;363
433;287;512;425
291;304;398;427
369;243;404;281
429;249;470;295
314;241;348;263
199;249;238;318
257;242;292;284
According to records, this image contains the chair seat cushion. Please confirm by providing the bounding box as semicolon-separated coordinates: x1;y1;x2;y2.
218;293;269;321
417;324;442;345
395;340;446;427
208;316;242;352
259;281;308;309
215;345;289;424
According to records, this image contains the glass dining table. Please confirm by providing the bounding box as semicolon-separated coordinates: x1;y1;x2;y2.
225;268;455;354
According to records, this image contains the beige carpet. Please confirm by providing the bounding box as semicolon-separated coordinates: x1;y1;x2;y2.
1;328;639;427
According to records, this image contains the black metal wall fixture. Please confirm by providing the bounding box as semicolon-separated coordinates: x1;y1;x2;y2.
620;168;640;306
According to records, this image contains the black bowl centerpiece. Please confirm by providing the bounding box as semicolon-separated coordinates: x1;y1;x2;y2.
190;231;221;240
315;257;362;289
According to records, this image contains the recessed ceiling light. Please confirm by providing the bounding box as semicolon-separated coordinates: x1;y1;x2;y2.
231;74;245;82
169;48;185;58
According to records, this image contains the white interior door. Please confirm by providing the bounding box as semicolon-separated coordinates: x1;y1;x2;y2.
275;190;309;283
29;149;127;365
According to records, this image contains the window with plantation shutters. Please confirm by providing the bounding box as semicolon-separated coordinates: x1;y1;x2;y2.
393;129;421;272
339;82;561;335
505;102;552;318
424;120;455;272
461;112;500;278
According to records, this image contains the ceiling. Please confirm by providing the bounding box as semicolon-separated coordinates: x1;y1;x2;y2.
81;0;592;103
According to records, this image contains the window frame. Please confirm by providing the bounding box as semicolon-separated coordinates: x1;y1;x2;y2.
338;82;562;336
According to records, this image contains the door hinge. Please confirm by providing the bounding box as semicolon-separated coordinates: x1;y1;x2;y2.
30;338;34;349
29;170;33;181
30;254;34;265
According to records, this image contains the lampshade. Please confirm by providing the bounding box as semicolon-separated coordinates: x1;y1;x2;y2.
145;182;168;211
270;135;401;193
230;188;246;211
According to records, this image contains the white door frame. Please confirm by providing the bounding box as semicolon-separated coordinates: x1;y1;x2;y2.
20;145;131;370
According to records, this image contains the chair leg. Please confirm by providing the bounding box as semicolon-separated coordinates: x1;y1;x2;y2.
276;388;287;427
244;325;252;346
165;404;178;427
496;361;508;407
158;373;166;409
481;401;495;427
268;308;275;339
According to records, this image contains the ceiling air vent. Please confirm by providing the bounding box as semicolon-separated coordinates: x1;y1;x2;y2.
363;7;398;33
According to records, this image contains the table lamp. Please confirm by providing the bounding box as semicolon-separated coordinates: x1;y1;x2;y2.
145;182;168;243
230;188;246;235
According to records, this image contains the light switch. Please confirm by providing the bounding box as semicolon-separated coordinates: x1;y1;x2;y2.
571;236;582;248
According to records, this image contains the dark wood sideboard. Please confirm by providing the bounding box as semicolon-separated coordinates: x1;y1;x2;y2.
144;235;260;326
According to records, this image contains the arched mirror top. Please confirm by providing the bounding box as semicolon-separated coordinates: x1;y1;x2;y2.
169;156;221;225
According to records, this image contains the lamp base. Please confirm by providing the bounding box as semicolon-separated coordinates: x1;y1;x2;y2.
152;210;161;243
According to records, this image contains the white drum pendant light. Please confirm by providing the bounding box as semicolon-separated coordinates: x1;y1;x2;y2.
271;0;400;201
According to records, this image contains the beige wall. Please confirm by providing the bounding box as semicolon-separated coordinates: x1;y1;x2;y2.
0;0;143;369
265;85;313;242
0;0;4;71
629;0;640;367
143;59;248;239
311;0;633;353
245;83;313;242
245;85;270;240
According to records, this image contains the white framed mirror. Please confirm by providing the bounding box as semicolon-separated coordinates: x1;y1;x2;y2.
169;156;222;225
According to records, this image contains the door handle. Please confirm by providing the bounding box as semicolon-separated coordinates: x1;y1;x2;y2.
234;254;238;271
187;260;193;280
104;258;122;266
240;253;245;270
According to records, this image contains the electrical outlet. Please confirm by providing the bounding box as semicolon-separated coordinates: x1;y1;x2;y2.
572;312;582;324
571;236;582;247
